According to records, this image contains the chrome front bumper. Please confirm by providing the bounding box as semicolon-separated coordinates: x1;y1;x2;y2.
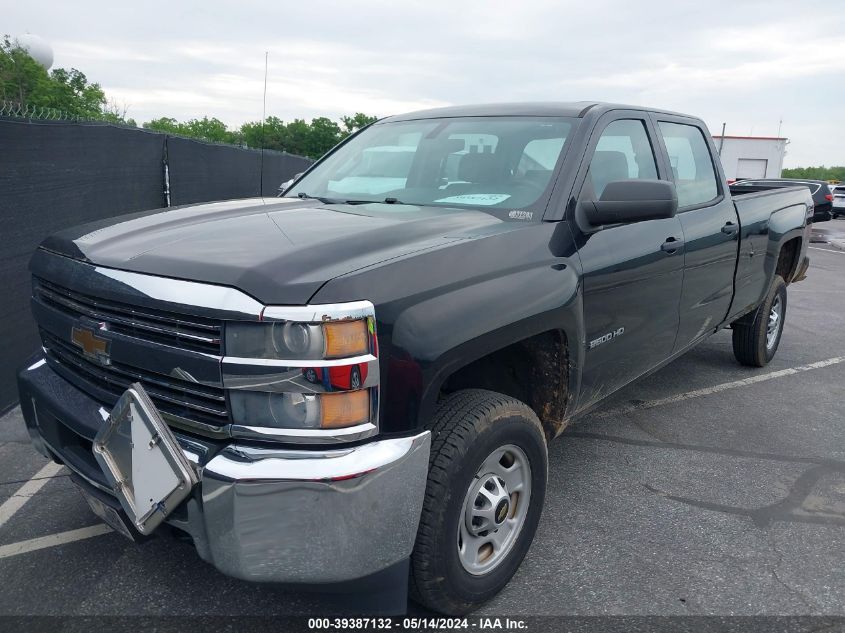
18;356;431;584
179;434;431;583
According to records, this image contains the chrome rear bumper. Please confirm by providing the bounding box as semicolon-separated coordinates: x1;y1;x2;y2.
18;356;431;583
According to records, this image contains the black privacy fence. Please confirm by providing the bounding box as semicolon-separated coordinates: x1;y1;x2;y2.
0;117;313;412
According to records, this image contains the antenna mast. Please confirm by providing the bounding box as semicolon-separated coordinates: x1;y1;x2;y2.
260;50;269;196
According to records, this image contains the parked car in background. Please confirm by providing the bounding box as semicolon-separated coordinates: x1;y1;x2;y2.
731;179;833;222
832;184;845;218
303;363;368;391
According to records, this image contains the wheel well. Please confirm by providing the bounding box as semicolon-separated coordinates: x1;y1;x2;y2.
440;330;569;441
776;237;801;284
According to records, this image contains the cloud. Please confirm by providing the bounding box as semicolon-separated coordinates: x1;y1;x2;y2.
5;0;845;166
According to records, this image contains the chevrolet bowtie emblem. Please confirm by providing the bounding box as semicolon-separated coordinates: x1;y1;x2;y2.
71;325;111;365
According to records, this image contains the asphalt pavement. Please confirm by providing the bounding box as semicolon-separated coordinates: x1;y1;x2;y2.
0;221;844;617
810;214;845;251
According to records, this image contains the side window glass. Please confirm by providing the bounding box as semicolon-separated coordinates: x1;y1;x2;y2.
658;121;719;208
583;119;658;200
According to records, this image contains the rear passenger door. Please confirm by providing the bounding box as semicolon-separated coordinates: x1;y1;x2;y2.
651;115;740;351
572;113;685;411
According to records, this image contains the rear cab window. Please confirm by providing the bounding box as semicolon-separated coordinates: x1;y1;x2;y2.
657;121;719;208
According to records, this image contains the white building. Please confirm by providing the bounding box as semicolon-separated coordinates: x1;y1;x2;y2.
711;135;788;180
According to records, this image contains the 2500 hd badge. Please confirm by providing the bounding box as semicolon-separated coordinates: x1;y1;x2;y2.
589;327;625;349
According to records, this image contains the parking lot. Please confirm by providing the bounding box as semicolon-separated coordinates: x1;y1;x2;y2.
1;224;843;617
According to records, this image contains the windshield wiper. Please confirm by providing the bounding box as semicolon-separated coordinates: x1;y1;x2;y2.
314;197;411;205
298;193;416;206
297;192;342;204
343;197;415;205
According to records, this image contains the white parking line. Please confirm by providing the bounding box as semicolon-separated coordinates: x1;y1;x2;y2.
0;461;64;529
594;356;845;419
0;524;112;559
809;246;845;255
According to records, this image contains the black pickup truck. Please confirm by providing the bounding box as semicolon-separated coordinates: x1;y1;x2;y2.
17;102;812;615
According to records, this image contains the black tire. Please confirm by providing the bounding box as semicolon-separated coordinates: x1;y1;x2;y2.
410;389;547;615
732;275;787;367
303;368;318;383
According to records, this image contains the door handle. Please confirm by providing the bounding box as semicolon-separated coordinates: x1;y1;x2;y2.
721;221;739;236
660;237;684;254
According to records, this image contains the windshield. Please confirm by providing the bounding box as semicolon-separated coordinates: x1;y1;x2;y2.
286;116;578;214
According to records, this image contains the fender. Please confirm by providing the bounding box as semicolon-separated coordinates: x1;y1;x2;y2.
404;262;583;433
312;221;585;436
766;204;808;280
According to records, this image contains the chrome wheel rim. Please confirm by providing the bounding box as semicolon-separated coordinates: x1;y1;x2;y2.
350;368;361;389
766;295;782;350
457;444;532;576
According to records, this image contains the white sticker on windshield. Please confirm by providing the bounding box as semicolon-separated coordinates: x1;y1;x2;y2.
508;210;533;220
434;194;511;206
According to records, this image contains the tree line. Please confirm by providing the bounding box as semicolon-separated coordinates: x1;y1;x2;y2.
1;36;376;159
142;113;377;159
781;166;845;182
1;35;125;122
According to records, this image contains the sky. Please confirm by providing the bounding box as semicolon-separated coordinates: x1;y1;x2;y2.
5;0;845;167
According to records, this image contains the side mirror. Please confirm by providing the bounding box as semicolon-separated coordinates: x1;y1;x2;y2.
584;179;678;226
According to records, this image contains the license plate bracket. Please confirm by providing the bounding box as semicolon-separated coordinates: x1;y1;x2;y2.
92;383;197;535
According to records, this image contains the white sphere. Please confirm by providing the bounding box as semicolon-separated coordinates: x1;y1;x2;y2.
14;34;54;70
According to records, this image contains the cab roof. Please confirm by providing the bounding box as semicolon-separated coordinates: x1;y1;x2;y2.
380;102;694;122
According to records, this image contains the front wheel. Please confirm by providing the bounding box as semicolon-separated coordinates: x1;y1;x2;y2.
732;274;787;367
410;390;547;615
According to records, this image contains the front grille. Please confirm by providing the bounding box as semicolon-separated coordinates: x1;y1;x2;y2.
34;277;222;355
41;330;229;428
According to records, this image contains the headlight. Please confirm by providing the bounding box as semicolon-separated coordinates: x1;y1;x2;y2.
223;302;378;442
275;322;312;356
229;390;371;430
225;320;370;360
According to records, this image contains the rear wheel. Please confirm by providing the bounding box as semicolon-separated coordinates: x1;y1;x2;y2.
410;390;547;615
732;275;787;367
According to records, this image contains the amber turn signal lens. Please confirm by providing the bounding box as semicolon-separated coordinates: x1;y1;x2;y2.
319;390;370;429
323;320;369;358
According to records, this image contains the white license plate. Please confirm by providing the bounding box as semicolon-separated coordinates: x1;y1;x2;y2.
92;383;197;535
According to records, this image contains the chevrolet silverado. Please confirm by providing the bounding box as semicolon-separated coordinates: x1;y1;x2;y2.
18;102;812;614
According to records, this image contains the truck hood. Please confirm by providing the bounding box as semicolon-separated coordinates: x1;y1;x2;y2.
39;197;516;305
